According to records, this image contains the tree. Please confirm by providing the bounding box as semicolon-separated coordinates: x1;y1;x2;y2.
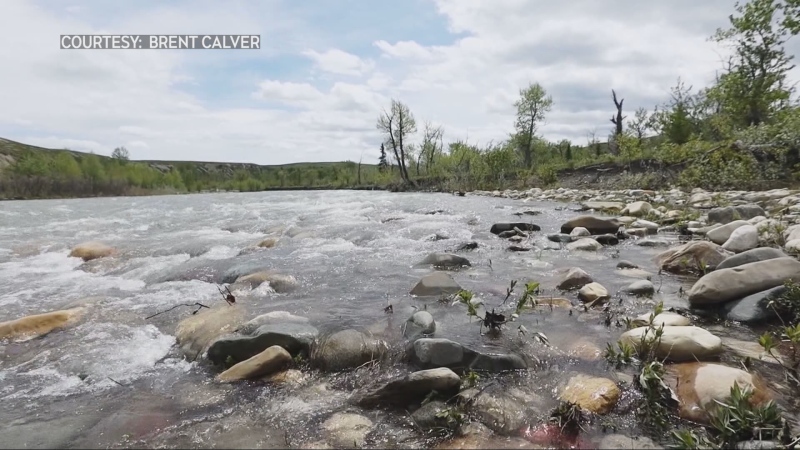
514;82;553;168
710;0;800;127
656;79;699;144
588;129;602;157
378;143;388;172
377;99;417;184
610;90;626;136
629;107;651;144
111;146;130;162
420;121;444;172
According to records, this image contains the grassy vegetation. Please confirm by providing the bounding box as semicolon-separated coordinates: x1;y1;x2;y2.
2;0;799;200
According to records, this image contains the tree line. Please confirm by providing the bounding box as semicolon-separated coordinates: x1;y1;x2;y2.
375;0;800;192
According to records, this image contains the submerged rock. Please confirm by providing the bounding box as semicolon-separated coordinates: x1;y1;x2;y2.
408;338;526;373
566;238;602;251
625;280;655;297
619;326;722;362
688;257;800;306
321;413;373;449
216;345;292;382
490;223;541;235
0;307;85;341
311;329;388;371
207;322;319;365
453;241;479;252
353;367;460;407
416;253;471;269
257;237;278;248
69;241;116;261
232;270;298;293
175;304;246;358
559;374;620;414
410;272;462;296
631;312;690;327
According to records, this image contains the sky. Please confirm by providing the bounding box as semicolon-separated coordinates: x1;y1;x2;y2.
0;0;797;165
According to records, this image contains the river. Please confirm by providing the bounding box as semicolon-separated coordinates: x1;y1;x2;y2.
0;190;781;448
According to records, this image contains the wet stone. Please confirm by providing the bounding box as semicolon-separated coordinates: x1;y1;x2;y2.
206;322;319;365
408;338;527;373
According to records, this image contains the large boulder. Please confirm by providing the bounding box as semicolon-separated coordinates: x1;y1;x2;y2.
722;285;788;324
721;225;759;254
408;338;526;373
560;216;621;235
665;362;771;424
716;247;788;270
216;345;292;382
410;272;462;296
175;304;246;358
619;326;722;362
655;241;730;275
353;368;460;407
207;322;319;365
708;205;766;225
688;257;800;306
706;220;750;245
69;241;116;261
311;329;388;371
416;253;471;269
0;307;85;341
490;223;540;235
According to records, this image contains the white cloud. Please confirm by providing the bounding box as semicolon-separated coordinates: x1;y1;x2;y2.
0;0;797;166
302;48;374;76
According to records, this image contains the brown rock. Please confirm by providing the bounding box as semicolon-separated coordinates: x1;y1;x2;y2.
559;374;620;414
566;340;603;361
556;267;593;291
257;238;278;248
665;362;771;424
234;271;298;293
0;307;85;341
217;345;292;382
655;241;730;275
578;282;609;304
69;241;116;261
175;304;246;358
560;216;621;235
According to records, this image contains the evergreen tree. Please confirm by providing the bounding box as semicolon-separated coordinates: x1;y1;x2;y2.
378;143;388;172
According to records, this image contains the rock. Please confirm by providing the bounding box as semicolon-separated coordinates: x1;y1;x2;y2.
547;233;574;243
410;400;448;428
570;227;590;237
322;413;373;449
468;392;530;434
233;271;298;293
708;204;766;225
593;234;619;246
207;322;320;365
635;238;671;248
665;362;771;423
498;230;518;238
353;367;460;407
722;286;787;324
566;340;604;360
625;280;655;297
257;238;278;248
311;329;387;371
266;368;307;385
598;434;660;449
0;307;85;341
236;311;310;335
560;216;621;235
416;253;471;269
566;238;602;251
581;201;625;212
556;267;593;291
175;304;246;358
616;260;639;269
621;201;652;217
689;192;713;205
716;247;788;270
490;223;540;235
216;345;292;382
721;225;759;253
454;241;479;252
578;282;609;304
632;312;690;327
707;220;750;245
787;239;800;253
507;245;532;252
618;268;653;279
619;326;722;362
404;311;436;339
656;241;730;275
435;434;541;449
410;272;462;296
559;374;620;414
631;219;659;233
688;257;800;306
69;241;115;261
408;338;526;373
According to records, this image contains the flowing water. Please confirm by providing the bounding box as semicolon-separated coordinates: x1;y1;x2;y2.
0;190;780;448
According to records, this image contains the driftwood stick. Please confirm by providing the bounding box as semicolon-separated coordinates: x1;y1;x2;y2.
145;302;210;320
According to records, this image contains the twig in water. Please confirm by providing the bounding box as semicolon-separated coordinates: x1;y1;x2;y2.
145;302;210;320
107;377;126;387
217;285;236;305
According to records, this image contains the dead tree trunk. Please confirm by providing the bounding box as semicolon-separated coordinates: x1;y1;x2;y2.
610;90;625;136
